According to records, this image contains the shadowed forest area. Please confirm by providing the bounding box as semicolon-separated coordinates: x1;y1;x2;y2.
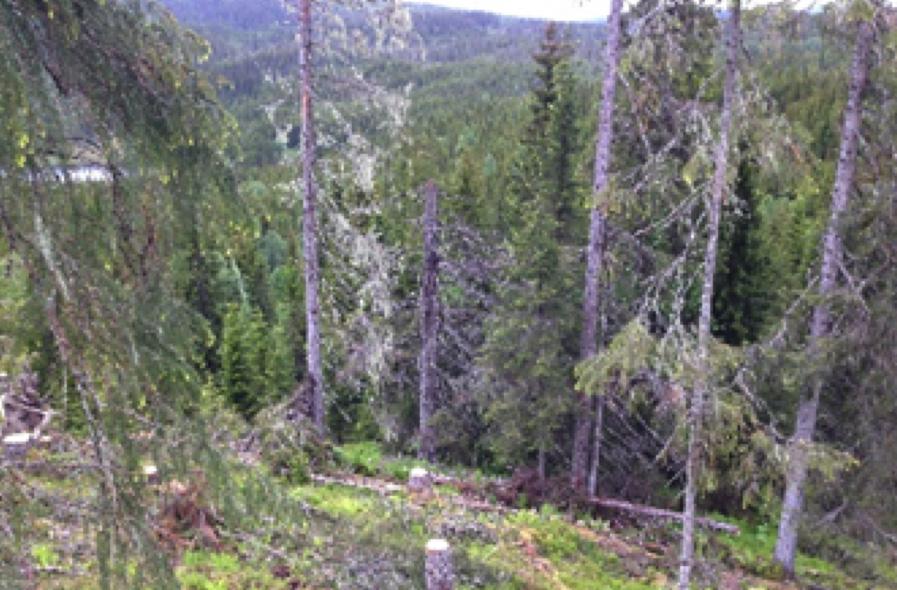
1;0;896;588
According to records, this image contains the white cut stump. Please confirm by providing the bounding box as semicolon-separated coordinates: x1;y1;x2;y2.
143;464;160;485
408;467;432;494
3;432;33;461
425;538;454;590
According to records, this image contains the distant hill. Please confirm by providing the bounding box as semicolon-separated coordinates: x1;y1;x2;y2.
161;0;289;32
160;0;605;66
404;3;604;63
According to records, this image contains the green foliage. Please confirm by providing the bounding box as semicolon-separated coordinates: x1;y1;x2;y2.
576;320;656;396
478;24;587;472
506;509;660;589
0;256;31;369
3;0;897;585
219;304;294;417
252;403;334;484
710;516;897;588
0;0;245;584
291;483;381;518
381;455;430;482
712;151;770;345
701;395;782;515
327;381;382;444
334;441;384;476
177;550;288;590
30;543;59;569
333;441;429;481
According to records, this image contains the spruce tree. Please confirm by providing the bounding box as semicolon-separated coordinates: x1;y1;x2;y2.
480;24;583;478
0;1;242;585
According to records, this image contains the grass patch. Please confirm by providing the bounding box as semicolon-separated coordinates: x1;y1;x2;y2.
176;550;287;590
31;543;60;568
291;482;380;518
711;517;897;589
382;454;430;481
334;441;383;476
334;440;430;482
497;507;662;589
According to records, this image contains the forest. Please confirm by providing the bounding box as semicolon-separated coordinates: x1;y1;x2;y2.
1;0;896;588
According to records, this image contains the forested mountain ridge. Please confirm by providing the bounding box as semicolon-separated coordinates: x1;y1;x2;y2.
1;0;896;588
162;0;606;63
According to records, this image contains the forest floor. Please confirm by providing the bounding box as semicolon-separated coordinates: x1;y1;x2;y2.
8;434;897;590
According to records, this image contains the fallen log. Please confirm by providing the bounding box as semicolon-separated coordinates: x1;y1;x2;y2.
590;497;740;534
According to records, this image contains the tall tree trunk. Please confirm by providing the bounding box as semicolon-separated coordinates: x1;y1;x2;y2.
299;0;323;430
572;0;624;493
773;18;874;575
587;393;604;497
678;3;740;588
419;180;439;462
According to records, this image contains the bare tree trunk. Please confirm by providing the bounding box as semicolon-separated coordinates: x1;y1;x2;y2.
299;0;323;430
773;18;874;575
573;0;624;492
419;180;439;462
678;3;740;588
587;393;604;498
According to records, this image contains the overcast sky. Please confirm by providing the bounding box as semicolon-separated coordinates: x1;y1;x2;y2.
406;0;611;21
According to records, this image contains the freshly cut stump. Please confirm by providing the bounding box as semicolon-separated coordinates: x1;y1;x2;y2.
408;467;432;494
425;538;454;590
3;432;32;461
143;464;160;485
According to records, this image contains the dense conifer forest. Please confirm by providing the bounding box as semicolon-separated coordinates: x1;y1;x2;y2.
1;0;896;588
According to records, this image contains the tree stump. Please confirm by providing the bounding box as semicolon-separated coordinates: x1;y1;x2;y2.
408;467;432;494
3;432;33;461
143;464;160;485
425;538;454;590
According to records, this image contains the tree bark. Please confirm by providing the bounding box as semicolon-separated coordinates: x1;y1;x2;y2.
419;180;439;461
773;18;874;575
299;0;324;430
678;3;740;588
587;393;604;498
573;0;624;493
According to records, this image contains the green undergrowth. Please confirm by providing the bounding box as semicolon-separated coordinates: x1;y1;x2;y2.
709;516;897;589
333;440;429;481
332;441;494;485
498;507;665;589
291;482;388;517
287;479;666;589
12;437;897;589
177;550;289;590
